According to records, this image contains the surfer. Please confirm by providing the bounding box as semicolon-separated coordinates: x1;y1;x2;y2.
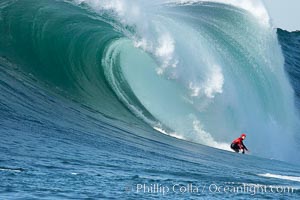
230;133;249;154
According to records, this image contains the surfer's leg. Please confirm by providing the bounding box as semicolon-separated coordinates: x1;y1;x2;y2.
231;143;239;153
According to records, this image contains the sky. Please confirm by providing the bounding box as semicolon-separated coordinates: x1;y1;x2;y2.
263;0;300;31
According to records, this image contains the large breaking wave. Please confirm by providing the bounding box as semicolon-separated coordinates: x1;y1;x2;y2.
0;0;299;161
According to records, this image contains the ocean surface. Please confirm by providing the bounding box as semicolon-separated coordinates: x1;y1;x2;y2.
0;0;300;199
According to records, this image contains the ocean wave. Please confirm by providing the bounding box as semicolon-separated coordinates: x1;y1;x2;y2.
0;0;299;161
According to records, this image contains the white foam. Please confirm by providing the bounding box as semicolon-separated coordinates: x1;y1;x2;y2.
153;126;185;140
74;0;148;29
189;65;224;98
155;33;176;74
204;66;224;98
134;38;151;51
258;173;300;183
192;119;230;150
189;82;201;97
154;119;231;151
0;168;22;172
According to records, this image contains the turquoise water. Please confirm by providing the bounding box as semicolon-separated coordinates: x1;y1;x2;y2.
0;0;300;199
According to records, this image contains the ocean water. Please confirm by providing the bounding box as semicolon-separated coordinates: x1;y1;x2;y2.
0;0;300;199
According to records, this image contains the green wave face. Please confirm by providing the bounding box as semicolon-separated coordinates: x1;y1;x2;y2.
0;0;146;124
0;0;299;160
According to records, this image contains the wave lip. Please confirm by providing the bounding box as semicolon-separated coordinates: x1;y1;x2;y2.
167;0;269;25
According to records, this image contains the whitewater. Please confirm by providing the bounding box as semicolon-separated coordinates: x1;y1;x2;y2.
0;0;300;199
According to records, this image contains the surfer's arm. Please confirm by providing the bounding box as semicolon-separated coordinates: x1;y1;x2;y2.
241;141;248;151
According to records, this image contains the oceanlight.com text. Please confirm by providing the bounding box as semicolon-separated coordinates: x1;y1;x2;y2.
127;183;295;196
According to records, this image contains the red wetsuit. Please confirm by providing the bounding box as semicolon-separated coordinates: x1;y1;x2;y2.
231;137;248;153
